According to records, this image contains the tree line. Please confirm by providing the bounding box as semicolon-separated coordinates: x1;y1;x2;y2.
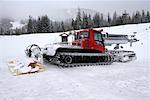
1;9;150;35
27;10;150;34
27;15;71;33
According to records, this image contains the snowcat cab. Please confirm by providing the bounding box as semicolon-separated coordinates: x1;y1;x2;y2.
72;29;106;53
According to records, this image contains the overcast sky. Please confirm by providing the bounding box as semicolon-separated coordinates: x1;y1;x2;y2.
0;0;150;21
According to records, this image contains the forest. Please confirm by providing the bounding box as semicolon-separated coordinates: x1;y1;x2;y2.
0;9;150;35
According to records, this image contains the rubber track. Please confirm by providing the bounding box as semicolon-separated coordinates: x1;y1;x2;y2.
50;52;114;67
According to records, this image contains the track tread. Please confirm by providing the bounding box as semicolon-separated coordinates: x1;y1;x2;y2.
51;52;114;67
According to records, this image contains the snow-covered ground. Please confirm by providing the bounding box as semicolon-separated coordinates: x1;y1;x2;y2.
0;23;150;100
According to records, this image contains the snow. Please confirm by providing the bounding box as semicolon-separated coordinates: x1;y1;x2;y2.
10;21;25;29
0;23;150;100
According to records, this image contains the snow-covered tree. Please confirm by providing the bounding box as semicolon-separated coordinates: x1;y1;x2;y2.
93;13;100;28
76;8;82;29
141;10;146;23
82;11;88;29
132;11;142;24
49;21;54;33
40;15;50;32
116;16;123;25
122;10;129;24
112;11;117;26
36;17;42;33
87;14;93;28
27;16;34;33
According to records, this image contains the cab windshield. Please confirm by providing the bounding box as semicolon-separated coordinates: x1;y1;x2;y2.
94;31;104;45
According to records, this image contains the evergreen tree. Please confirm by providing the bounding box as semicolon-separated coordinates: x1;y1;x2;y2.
21;25;27;33
141;10;146;23
146;11;150;22
116;16;123;25
122;10;129;24
71;18;76;30
36;17;42;33
49;21;54;33
27;16;33;33
93;13;100;28
87;14;93;28
132;11;141;24
107;13;111;26
112;11;117;26
76;8;82;29
100;13;104;27
40;15;50;32
0;28;4;35
131;13;135;23
32;19;37;33
82;11;88;29
15;28;22;35
128;16;132;24
61;21;65;32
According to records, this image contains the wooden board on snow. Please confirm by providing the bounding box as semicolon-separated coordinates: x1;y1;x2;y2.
8;60;47;76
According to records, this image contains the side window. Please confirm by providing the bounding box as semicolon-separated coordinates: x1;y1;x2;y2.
94;32;102;41
78;32;89;39
94;32;104;45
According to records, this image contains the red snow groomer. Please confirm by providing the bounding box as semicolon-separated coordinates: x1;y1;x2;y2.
25;29;138;67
